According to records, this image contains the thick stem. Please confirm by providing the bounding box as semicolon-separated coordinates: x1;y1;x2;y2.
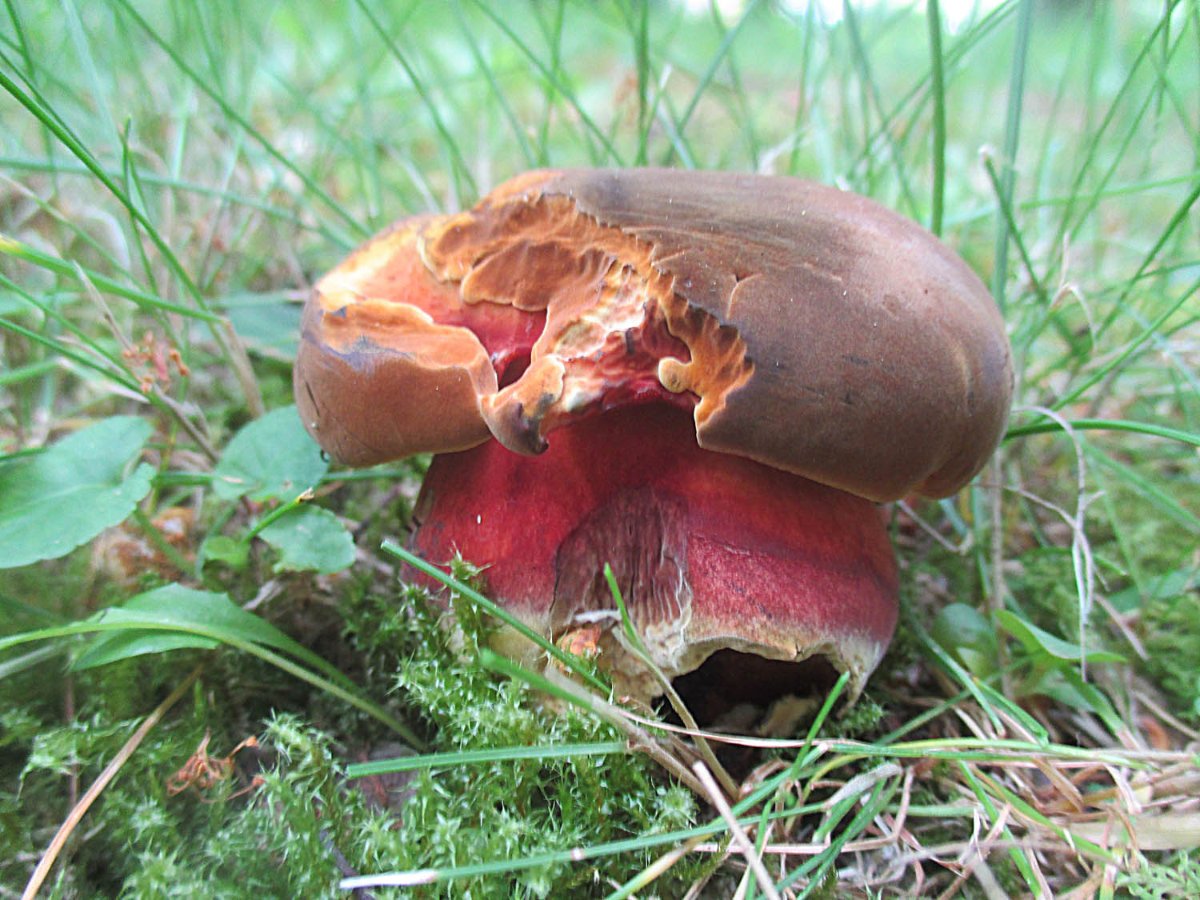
410;404;898;718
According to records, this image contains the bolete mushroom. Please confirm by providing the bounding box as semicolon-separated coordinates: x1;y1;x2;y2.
295;169;1012;716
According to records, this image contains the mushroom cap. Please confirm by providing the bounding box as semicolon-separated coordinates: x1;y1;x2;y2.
295;169;1012;502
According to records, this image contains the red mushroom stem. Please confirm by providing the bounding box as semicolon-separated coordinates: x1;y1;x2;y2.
410;402;898;707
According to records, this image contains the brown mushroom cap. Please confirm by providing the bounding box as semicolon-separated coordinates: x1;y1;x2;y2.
296;169;1012;503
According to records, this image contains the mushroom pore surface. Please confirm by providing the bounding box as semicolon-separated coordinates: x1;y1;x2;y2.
294;168;1013;711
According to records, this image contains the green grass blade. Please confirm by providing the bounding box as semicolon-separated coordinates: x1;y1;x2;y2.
111;0;365;244
926;0;946;235
381;541;610;693
990;0;1034;313
346;741;625;778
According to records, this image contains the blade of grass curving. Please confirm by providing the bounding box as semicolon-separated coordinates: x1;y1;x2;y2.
0;55;261;411
1005;417;1200;448
956;760;1042;894
781;777;897;896
1051;269;1200;415
654;91;697;170
850;1;1016;183
0;317;137;394
346;741;625;779
0;60;211;308
704;2;760;168
604;564;738;798
351;0;477;200
785;1;818;176
58;0;118;146
341;12;384;221
840;0;918;211
602;833;715;900
811;737;1156;768
471;0;620;165
380;540;609;692
1054;8;1177;245
1086;445;1200;534
776;671;850;790
758;672;851;897
627;2;685;166
925;619;1059;744
876;681;984;746
1089;177;1200;342
452;0;537;169
990;0;1034;315
0;358;57;389
1095;485;1149;609
110;0;365;244
1099;11;1196;208
1;1;62;191
692;760;781;900
0;156;310;225
926;0;946;235
670;0;761;165
531;0;567;168
981;154;1076;359
478;647;707;797
973;766;1116;864
1024;271;1199;401
192;132;253;294
118;120;171;311
0;235;220;321
632;0;651;165
0;275;145;394
0;644;64;680
0;613;421;746
340;799;818;891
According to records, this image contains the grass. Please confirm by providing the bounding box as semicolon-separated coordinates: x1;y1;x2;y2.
2;0;1198;896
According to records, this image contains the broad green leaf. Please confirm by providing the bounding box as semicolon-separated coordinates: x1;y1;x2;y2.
931;602;1000;678
1028;667;1125;734
68;585;350;688
221;292;301;361
72;630;219;670
259;506;355;574
211;405;327;502
0;585;419;744
0;417;154;568
996;610;1126;665
199;534;250;570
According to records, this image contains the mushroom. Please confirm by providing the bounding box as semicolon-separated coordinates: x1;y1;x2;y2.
295;169;1012;715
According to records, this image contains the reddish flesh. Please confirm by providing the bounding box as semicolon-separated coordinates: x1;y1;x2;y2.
410;404;898;686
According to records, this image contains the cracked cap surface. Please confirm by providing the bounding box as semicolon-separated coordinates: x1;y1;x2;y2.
295;168;1013;502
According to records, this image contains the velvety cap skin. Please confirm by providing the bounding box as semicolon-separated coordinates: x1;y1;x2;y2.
539;170;1013;501
295;169;1013;503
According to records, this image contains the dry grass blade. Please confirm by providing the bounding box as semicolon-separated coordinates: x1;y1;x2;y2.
692;760;781;900
21;665;203;900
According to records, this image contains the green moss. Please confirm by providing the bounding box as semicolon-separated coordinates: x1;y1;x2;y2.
1141;589;1200;719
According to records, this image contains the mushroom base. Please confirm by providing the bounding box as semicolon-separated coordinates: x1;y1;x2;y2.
408;403;899;720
